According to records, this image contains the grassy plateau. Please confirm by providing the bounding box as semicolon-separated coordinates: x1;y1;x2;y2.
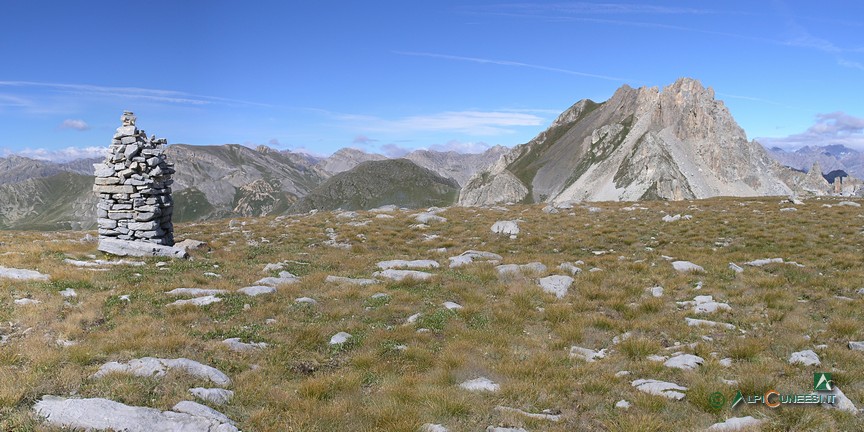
1;196;863;431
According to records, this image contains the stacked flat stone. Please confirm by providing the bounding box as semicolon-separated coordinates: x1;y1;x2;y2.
93;111;175;246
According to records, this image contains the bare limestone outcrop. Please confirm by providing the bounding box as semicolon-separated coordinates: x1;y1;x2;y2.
459;78;837;205
93;112;187;258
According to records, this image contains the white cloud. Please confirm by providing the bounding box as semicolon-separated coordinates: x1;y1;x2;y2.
758;112;864;150
13;146;106;162
0;80;269;107
342;110;545;136
838;58;864;71
428;140;494;154
59;119;90;131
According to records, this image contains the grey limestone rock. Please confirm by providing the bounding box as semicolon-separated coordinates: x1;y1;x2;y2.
92;357;231;387
33;396;238;432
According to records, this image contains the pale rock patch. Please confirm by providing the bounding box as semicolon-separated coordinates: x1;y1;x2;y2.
494;405;561;421
677;295;731;314
254;271;299;286
295;297;317;305
420;424;449;432
237;286;276;296
789;349;820;366
414;213;447;223
325;275;379;285
558;262;582;275
166;288;227;297
33;396;238;432
728;262;744;273
649;286;664;297
92;357;230;386
189;387;233;405
664;354;704;370
615;400;631;409
442;301;463;310
172;400;235;426
459;377;500;392
537;275;574;298
64;258;145;267
14;298;41;306
631;379;687;400
0;266;50;281
377;259;439;270
745;258;784;266
167;295;222;307
448;250;502;268
672;261;704;272
569;346;607;362
329;332;352;345
491;220;520;236
707;416;764;431
495;262;547;278
838;201;861;207
848;341;864;351
222;338;267;352
373;269;433;281
685;317;736;330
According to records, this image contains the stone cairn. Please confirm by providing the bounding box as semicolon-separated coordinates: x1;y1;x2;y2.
93;112;186;258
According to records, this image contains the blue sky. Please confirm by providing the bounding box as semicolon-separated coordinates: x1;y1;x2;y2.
1;0;862;161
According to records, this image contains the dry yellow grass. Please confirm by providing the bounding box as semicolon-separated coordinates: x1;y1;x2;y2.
0;196;863;431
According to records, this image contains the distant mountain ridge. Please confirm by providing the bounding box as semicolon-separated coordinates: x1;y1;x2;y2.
766;144;864;179
0;144;503;230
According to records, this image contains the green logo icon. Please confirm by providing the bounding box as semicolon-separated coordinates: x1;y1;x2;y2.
708;392;726;409
814;373;832;391
731;390;744;408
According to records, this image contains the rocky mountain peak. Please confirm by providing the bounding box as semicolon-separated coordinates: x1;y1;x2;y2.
459;77;843;205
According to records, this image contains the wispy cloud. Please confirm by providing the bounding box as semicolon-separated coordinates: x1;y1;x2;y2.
0;81;270;107
758;112;864;150
340;109;546;136
463;3;725;17
715;92;790;107
428;140;496;154
352;135;378;145
395;51;631;82
58;119;90;131
838;58;864;71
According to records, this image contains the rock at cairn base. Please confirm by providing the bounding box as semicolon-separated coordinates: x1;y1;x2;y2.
94;111;183;258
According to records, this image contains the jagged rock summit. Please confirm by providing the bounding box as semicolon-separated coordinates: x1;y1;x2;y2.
460;78;828;205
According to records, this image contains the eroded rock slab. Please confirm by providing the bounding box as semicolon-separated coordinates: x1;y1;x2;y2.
0;266;50;281
538;275;574;298
708;416;764;431
98;238;188;259
222;338;267;352
325;275;380;285
569;346;607;362
448;250;502;268
376;259;439;270
664;354;704;370
92;357;230;387
372;269;433;281
631;379;687;400
237;286;276;296
167;295;222;307
789;350;821;366
254;271;299;287
672;261;704;272
166;288;227;297
491;220;520;236
459;377;500;392
33;396;238;432
189;387;234;405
